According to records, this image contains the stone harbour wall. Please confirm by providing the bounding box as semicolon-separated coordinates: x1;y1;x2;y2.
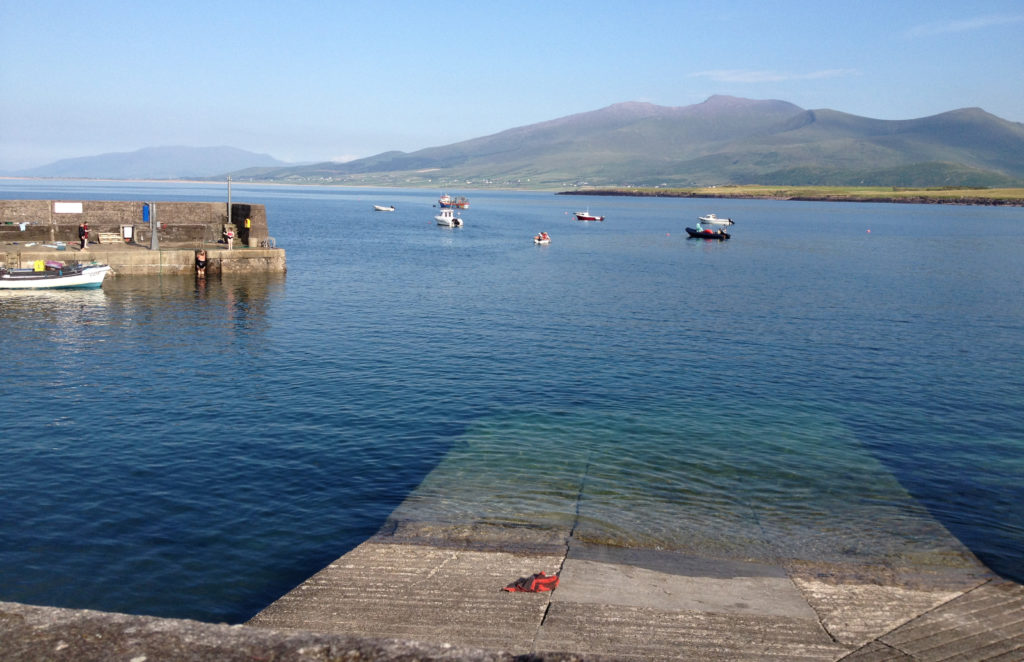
0;199;270;248
0;246;285;275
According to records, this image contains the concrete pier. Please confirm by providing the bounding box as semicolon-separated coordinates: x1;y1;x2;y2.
1;241;285;275
0;199;271;249
1;198;285;274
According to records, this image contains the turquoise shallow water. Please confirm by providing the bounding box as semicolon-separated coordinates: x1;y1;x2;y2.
1;181;1022;621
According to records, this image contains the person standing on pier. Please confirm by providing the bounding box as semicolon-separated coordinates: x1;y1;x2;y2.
78;222;89;250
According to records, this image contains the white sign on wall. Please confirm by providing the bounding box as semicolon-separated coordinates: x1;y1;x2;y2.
54;202;83;214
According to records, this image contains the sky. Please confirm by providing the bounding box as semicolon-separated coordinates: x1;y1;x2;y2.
2;0;1023;171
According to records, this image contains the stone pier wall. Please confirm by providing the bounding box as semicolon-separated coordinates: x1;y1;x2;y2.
0;246;286;275
0;200;270;248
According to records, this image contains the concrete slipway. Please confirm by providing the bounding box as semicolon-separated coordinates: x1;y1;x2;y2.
242;520;1024;661
3;526;1022;661
244;411;1024;659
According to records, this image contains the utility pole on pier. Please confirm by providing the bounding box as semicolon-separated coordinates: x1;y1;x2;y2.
150;203;158;250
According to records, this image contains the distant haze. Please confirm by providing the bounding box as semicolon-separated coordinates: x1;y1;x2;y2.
9;146;288;180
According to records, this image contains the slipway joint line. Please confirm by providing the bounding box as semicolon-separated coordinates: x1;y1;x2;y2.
533;456;592;647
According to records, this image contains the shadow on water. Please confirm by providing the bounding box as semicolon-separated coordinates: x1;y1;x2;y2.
844;403;1024;586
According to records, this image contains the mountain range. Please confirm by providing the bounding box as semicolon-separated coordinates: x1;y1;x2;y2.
10;146;287;180
11;96;1024;187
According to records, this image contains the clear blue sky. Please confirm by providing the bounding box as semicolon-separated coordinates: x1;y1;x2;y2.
2;0;1022;170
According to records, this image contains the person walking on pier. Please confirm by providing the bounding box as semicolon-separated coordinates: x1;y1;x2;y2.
78;222;89;250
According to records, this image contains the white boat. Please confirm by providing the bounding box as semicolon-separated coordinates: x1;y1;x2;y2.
373;205;395;212
697;213;734;226
574;209;604;221
435;208;463;227
0;262;111;289
534;232;550;244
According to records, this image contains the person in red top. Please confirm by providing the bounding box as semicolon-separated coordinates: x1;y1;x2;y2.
78;222;89;250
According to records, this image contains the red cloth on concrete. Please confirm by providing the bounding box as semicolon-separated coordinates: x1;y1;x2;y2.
502;571;560;592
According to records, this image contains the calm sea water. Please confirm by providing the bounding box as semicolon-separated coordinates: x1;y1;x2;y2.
1;180;1022;622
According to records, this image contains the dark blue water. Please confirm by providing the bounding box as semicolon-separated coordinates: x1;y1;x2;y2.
1;181;1022;622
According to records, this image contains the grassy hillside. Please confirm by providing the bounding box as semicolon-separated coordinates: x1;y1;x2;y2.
224;97;1024;189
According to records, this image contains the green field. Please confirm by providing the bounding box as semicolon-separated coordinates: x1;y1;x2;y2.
562;186;1024;205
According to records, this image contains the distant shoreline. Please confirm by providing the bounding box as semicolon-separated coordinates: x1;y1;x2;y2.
558;186;1024;206
5;178;1023;206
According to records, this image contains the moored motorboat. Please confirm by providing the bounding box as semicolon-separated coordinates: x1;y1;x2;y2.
373;205;395;212
574;209;604;221
435;208;463;227
697;213;734;226
0;261;112;289
534;232;550;244
685;226;730;240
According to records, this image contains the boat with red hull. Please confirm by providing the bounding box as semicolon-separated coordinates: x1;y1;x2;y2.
574;210;604;221
685;227;730;240
439;194;469;209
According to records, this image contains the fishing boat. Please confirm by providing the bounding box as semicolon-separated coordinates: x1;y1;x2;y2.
0;262;112;289
574;209;604;221
438;194;469;210
373;205;395;212
534;232;550;245
435;208;463;227
697;213;734;226
685;226;730;240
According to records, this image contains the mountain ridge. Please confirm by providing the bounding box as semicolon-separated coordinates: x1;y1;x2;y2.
11;97;1024;187
255;96;1023;188
10;146;289;180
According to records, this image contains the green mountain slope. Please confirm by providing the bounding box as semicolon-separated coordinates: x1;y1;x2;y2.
234;96;1024;187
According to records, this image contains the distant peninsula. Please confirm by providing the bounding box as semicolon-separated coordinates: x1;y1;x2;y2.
558;186;1024;206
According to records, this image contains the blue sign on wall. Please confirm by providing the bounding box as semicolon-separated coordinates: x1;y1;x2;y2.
142;203;150;223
